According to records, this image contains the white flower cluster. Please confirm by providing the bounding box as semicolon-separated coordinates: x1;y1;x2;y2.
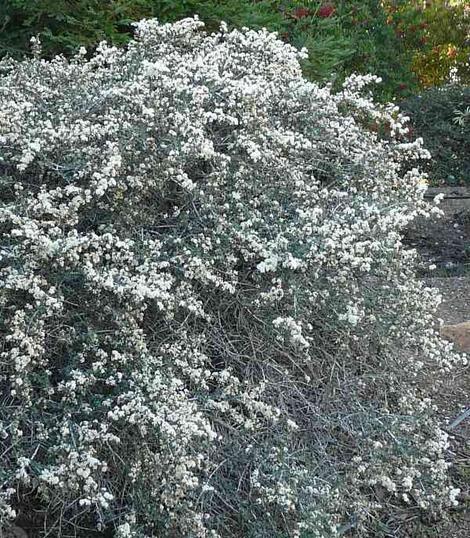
0;17;465;537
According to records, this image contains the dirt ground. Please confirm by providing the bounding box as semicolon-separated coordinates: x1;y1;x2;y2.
420;276;470;538
404;188;470;277
408;188;470;538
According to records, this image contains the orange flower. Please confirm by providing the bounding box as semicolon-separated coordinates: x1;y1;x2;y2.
447;46;457;59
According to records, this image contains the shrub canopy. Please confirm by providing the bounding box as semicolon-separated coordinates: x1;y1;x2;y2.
0;1;421;101
0;18;463;537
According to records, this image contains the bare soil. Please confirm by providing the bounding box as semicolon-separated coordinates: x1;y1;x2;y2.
408;187;470;538
403;188;470;276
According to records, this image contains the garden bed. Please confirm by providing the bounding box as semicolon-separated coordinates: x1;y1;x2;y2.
404;187;470;276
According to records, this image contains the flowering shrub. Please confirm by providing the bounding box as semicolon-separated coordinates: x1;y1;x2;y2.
0;18;465;537
0;1;419;101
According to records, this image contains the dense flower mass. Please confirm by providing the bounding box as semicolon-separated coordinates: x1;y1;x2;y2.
0;17;465;537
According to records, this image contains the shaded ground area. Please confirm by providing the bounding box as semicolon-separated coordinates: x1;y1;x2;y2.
427;276;470;325
404;187;470;277
407;187;470;537
421;276;470;538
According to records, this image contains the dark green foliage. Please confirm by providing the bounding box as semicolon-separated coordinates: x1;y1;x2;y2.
0;0;146;57
287;1;419;101
0;1;286;58
400;84;470;185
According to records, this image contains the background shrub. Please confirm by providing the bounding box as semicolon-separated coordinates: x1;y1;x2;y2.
400;83;470;185
0;1;287;58
0;18;463;537
385;0;470;89
313;0;419;100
